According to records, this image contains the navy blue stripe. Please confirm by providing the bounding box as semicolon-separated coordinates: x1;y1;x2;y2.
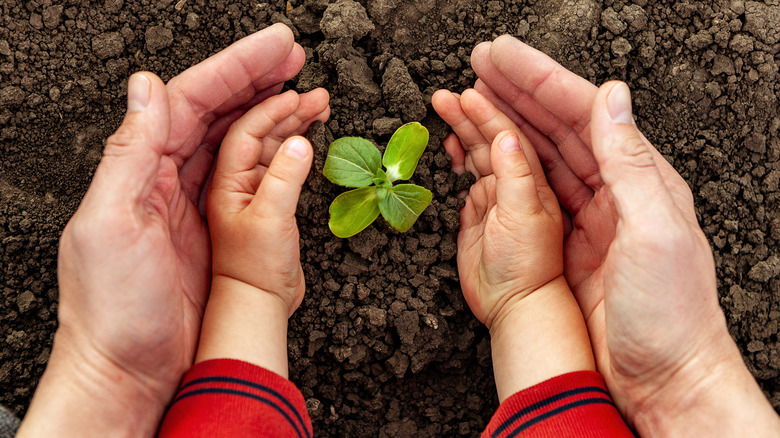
180;376;311;438
174;388;303;438
505;398;614;438
493;386;609;437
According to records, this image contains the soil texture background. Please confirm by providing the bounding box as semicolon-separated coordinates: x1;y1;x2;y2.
1;0;779;436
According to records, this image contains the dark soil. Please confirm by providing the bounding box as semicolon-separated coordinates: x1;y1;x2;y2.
1;0;778;435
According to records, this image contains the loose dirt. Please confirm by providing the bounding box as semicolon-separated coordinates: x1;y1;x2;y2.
1;0;778;435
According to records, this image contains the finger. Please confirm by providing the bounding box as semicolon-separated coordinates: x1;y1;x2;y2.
460;88;565;214
591;82;678;221
258;88;330;166
166;24;305;160
473;80;595;216
463;155;482;179
179;109;243;205
472;40;603;190
473;80;594;213
490;36;596;138
306;106;332;133
238;82;286;113
179;83;292;207
474;78;524;122
89;72;170;207
460;89;548;189
431;89;493;177
639;129;698;222
171;44;305;163
492;131;545;218
216;91;301;176
250;136;313;219
442;133;467;175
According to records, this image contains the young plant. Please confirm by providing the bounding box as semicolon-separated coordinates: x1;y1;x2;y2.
324;122;432;238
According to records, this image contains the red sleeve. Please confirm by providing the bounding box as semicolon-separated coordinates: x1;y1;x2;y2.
158;359;313;438
481;371;634;438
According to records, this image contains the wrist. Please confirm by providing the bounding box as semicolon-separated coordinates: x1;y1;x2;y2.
17;331;166;437
631;342;780;437
195;275;291;378
489;276;596;401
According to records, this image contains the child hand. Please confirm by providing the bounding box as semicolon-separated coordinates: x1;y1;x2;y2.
432;89;564;331
207;89;330;316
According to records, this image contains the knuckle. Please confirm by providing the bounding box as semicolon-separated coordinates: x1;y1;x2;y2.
619;136;656;169
106;123;142;149
267;164;299;187
507;159;533;179
600;135;657;181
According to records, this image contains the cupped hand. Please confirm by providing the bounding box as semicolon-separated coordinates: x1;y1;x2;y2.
471;35;780;435
194;89;329;376
207;89;330;315
432;88;597;400
431;88;564;330
20;24;308;437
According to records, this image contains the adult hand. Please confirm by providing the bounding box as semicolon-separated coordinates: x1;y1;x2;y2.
18;24;306;437
470;35;780;436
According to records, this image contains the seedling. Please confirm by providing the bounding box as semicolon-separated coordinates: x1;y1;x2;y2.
324;122;432;238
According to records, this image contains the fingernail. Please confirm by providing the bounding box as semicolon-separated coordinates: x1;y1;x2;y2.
284;138;308;159
499;133;522;153
127;74;150;113
607;82;635;125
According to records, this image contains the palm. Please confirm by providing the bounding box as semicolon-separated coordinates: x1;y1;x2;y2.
59;23;307;396
561;188;615;323
57;164;210;396
457;174;564;328
457;177;501;321
135;161;211;378
554;188;617;373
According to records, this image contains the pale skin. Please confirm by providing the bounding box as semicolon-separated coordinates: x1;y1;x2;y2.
431;88;595;402
463;34;780;436
17;24;316;437
197;88;330;376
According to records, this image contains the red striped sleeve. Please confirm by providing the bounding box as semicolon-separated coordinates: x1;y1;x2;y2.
158;359;312;438
481;371;634;438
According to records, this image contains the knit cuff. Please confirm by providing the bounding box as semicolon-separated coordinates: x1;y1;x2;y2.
159;359;312;438
482;371;634;438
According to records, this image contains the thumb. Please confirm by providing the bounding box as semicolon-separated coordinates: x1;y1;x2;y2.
591;81;676;221
250;136;313;219
90;72;170;206
491;131;545;217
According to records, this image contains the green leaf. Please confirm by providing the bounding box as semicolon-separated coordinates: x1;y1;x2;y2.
376;186;389;201
383;122;429;182
378;184;433;233
372;168;392;188
324;137;382;188
329;187;381;238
